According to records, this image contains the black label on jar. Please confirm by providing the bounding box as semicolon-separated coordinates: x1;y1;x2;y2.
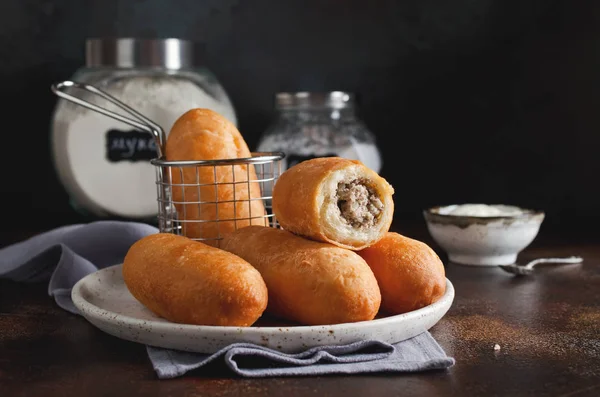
105;129;158;162
286;153;339;169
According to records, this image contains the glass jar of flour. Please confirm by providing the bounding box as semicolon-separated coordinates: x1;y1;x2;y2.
257;92;382;173
50;38;236;220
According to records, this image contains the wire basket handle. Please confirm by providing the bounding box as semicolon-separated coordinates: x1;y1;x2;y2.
51;80;166;158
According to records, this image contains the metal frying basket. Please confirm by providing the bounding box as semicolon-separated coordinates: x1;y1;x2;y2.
51;81;285;246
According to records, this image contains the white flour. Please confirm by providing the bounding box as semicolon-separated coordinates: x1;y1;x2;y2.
51;76;236;218
442;204;524;217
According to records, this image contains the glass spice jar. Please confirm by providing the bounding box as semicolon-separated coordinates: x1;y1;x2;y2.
256;91;382;173
50;38;237;220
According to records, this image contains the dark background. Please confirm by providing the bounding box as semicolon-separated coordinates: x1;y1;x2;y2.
1;0;599;239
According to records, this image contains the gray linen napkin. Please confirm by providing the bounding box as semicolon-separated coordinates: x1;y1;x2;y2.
147;332;453;378
0;221;455;378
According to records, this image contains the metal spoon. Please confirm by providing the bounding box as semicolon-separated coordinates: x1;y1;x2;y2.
499;256;583;276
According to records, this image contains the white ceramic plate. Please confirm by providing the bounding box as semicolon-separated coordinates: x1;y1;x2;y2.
72;264;454;353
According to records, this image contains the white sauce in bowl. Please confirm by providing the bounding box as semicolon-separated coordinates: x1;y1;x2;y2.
438;204;525;217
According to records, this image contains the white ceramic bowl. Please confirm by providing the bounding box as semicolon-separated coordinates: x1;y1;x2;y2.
423;204;545;266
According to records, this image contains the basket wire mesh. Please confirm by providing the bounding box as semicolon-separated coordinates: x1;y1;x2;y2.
152;155;284;246
51;80;285;245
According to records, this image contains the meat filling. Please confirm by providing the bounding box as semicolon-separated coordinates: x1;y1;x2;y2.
336;179;384;228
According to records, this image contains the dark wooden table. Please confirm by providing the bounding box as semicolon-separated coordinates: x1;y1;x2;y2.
1;225;599;397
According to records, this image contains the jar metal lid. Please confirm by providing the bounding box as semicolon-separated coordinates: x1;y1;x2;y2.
85;38;194;69
275;91;354;110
